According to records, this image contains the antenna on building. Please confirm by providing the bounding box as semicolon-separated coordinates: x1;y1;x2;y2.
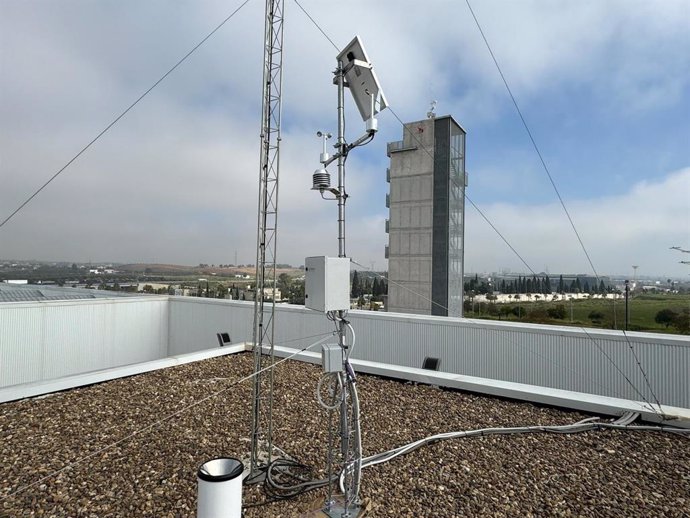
427;100;437;119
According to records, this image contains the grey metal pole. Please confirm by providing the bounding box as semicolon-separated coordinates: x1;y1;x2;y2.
337;62;346;260
335;61;352;517
625;280;630;331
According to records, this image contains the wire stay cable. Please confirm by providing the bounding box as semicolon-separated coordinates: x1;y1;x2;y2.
292;0;339;52
463;0;599;280
621;329;663;411
385;104;537;276
0;0;254;231
370;117;661;406
350;259;657;413
463;0;662;412
291;0;539;278
381;105;639;403
384;45;623;370
1;331;334;501
292;0;662;416
378;108;660;412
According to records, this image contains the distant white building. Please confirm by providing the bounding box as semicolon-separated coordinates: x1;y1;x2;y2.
245;287;282;301
88;268;117;275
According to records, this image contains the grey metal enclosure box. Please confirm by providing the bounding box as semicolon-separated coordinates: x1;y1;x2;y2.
304;256;351;312
321;344;342;373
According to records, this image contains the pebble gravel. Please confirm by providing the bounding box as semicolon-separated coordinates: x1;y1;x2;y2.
1;352;688;517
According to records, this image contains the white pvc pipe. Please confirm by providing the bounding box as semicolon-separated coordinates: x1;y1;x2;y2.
197;458;244;518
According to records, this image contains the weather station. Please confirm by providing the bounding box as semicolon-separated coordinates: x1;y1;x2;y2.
305;35;388;518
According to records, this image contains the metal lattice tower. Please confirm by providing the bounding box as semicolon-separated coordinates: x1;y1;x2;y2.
250;0;284;476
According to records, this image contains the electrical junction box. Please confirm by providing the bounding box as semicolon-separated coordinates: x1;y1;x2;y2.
304;256;350;312
321;344;341;373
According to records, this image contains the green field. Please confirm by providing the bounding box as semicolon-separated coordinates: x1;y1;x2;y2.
466;293;690;334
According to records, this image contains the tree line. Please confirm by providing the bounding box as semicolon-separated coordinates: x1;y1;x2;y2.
465;274;611;295
350;271;388;301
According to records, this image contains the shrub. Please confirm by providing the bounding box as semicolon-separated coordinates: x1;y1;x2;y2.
547;305;566;319
655;308;678;328
588;310;605;323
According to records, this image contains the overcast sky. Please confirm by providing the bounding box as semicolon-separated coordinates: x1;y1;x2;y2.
1;0;688;278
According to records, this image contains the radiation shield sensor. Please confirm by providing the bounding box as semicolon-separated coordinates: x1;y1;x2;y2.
336;35;388;123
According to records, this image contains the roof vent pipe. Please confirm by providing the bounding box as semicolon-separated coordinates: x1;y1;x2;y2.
197;457;244;518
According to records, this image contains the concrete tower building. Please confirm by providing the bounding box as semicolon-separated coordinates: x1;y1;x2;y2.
385;115;467;316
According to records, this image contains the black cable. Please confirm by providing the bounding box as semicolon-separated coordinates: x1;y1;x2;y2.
262;458;329;500
0;0;254;231
349;133;376;149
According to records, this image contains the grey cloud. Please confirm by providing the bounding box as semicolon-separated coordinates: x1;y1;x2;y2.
464;168;690;278
1;0;688;274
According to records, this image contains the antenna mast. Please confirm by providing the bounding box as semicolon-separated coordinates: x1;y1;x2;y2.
250;0;285;476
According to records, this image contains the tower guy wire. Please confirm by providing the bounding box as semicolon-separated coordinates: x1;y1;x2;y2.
1;331;335;501
386;104;537;277
292;0;664;417
0;0;254;231
292;0;339;52
350;259;661;416
462;0;599;280
463;0;662;413
290;0;535;278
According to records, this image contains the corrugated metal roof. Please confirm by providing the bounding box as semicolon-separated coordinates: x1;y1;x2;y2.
0;284;131;302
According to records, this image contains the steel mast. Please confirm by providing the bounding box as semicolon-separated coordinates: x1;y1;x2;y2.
250;0;285;476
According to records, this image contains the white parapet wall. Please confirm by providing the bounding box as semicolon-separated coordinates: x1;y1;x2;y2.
167;297;255;355
338;310;690;409
0;296;169;389
1;296;688;411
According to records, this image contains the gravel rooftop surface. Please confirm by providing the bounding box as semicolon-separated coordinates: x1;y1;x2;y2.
1;352;688;517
